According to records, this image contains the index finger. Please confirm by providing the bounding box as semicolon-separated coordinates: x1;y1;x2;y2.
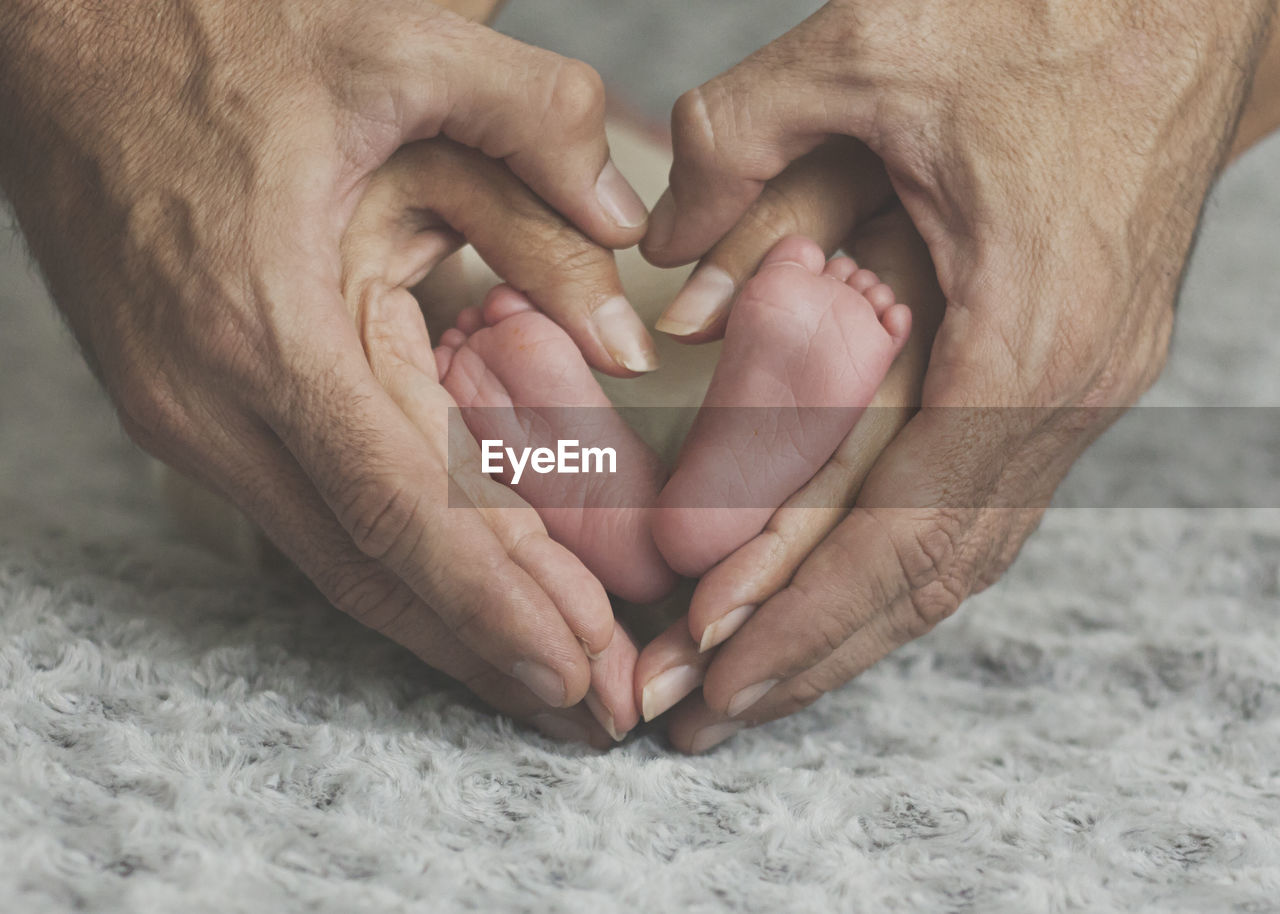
368;140;658;377
640;8;877;266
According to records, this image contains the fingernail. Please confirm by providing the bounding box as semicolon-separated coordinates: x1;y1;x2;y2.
641;664;702;722
689;721;744;754
596;160;648;229
699;604;757;653
726;678;779;718
531;713;591;745
655;265;736;336
593;296;658;373
512;660;567;707
584;690;625;742
646;191;675;254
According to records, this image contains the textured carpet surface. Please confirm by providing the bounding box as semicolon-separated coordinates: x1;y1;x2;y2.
3;3;1280;911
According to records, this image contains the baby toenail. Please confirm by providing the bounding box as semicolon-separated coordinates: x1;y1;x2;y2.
726;678;779;718
852;270;878;291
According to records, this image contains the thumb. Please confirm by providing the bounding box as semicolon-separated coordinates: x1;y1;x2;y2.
654;137;892;340
355;139;658;377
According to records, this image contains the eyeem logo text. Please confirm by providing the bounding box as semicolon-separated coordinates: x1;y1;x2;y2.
481;439;617;484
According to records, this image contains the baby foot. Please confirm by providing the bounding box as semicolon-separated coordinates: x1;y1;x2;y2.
653;235;912;577
437;285;677;603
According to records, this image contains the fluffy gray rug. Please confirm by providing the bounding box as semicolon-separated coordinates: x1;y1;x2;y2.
2;3;1279;910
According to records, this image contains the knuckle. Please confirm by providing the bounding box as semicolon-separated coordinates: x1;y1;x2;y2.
338;477;425;564
670;86;724;170
327;564;416;636
749;184;810;236
443;590;494;645
891;515;972;636
670;87;710;140
458;665;511;705
500;177;562;224
545;58;606;126
811;598;857;655
779;578;859;661
672;80;785;183
517;234;615;308
493;193;613;291
779;677;826;716
114;375;191;456
902;578;965;638
717;200;806;269
547;234;610;282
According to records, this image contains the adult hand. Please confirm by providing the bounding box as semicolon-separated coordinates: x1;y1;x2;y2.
344;138;647;744
634;148;943;738
640;0;1277;748
0;0;655;739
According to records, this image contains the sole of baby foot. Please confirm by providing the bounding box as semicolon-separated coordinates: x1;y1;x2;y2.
438;285;678;603
653;235;910;578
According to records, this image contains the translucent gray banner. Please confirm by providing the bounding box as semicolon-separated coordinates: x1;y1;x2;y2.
446;406;1280;509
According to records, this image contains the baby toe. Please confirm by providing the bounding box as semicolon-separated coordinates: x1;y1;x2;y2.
849;268;880;294
439;327;468;350
455;306;484;335
882;302;912;345
440;343;512;409
823;255;858;282
482;283;538;325
865;282;896;314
